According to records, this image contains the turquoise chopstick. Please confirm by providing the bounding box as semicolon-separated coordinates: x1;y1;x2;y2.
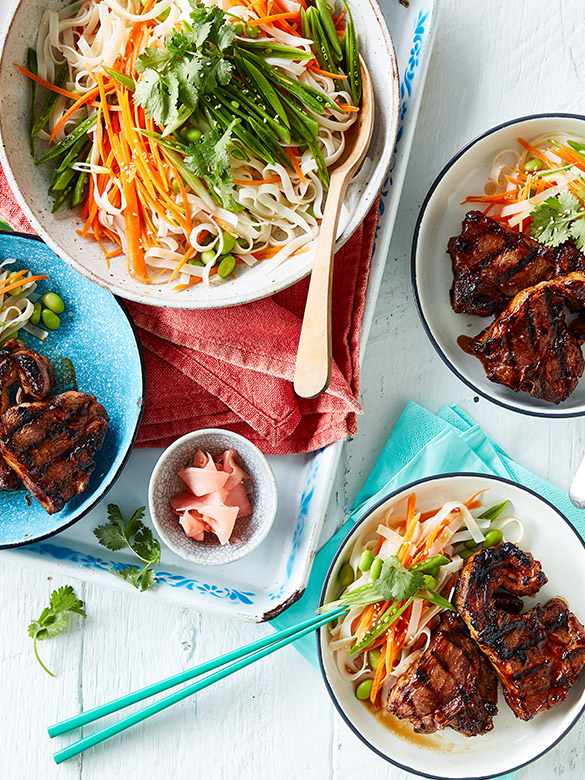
51;607;345;763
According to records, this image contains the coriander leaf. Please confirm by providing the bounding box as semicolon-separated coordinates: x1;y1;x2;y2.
93;522;126;551
114;566;144;589
93;504;160;591
50;586;87;618
134;69;170;126
184;120;239;209
135;46;174;74
531;196;569;247
373;556;425;601
558;189;582;214
570;215;585;252
28;586;86;677
140;568;158;592
132;526;161;564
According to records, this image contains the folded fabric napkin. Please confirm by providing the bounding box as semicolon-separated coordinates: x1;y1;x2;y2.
0;162;379;455
271;401;585;779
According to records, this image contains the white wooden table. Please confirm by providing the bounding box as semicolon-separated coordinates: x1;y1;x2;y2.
2;0;585;778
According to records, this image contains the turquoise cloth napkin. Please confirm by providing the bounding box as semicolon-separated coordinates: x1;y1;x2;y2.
271;401;585;779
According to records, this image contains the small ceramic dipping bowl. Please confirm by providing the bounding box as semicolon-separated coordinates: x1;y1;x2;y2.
148;429;277;566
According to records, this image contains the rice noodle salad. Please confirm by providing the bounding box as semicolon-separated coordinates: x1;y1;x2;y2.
464;134;585;251
20;0;362;291
0;260;53;343
321;491;523;708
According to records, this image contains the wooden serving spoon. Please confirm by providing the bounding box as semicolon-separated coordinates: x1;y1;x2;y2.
293;58;374;399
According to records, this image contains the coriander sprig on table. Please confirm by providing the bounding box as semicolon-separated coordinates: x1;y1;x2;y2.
93;504;161;592
28;586;86;677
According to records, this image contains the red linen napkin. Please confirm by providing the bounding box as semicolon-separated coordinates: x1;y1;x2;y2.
0;162;379;454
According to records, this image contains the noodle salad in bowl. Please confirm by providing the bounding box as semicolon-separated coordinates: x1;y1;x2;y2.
319;485;522;710
16;0;364;292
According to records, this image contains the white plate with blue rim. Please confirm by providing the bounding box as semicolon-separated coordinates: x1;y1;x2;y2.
412;113;585;417
0;231;144;548
318;473;585;780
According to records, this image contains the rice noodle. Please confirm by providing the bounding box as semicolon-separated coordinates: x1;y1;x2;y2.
35;0;358;288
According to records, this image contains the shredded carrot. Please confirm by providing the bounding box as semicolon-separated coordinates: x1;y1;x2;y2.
0;275;49;296
464;489;488;509
105;248;124;259
48;85;106;142
517;137;551;166
233;176;281;186
246;11;300;25
285;146;307;185
307;63;347;79
336;103;359;112
168;246;197;282
15;64;79;100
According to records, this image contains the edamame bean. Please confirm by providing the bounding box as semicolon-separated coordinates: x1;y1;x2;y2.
358;549;374;572
368;649;381;670
423;575;438;591
355;679;373;700
187;258;205;267
42;292;65;314
246;24;259;38
0;330;19;346
183;127;203;144
338;562;354;588
7;272;22;297
221;233;236;254
524;158;544;172
483;529;503;548
232;21;244;36
464;539;478;550
217;254;236;278
460;547;475;560
30;301;42;326
201;249;216;265
369;557;382;581
41;309;60;330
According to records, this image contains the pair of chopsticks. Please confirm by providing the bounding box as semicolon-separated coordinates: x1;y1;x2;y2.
48;605;346;764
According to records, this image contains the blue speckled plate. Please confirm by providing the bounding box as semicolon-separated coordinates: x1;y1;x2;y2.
0;232;144;548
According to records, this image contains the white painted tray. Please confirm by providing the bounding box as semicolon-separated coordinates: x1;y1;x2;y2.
0;0;438;621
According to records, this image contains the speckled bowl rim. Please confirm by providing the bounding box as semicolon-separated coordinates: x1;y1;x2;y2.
147;428;278;565
0;230;145;549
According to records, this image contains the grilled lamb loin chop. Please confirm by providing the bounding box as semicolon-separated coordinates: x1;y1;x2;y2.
448;211;585;316
0;339;55;490
453;542;585;720
0;391;108;514
458;273;585;404
386;612;498;736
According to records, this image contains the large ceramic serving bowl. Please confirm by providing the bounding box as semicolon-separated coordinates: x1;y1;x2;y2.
0;0;399;309
413;113;585;417
318;473;585;780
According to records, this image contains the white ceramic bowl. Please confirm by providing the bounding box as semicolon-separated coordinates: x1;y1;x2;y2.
318;473;585;780
413;113;585;417
148;428;277;565
0;0;399;309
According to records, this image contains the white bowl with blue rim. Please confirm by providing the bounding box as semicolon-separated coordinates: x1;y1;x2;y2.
0;230;144;548
317;473;585;780
412;113;585;417
148;428;278;565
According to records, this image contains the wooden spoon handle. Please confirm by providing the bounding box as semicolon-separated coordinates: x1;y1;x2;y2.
294;173;348;398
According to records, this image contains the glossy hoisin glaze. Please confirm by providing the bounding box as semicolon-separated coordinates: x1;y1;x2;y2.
0;390;108;514
454;542;585;720
0;339;54;490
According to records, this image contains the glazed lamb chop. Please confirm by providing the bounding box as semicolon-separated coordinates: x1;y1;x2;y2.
0;390;108;514
448;211;585;316
453;542;585;720
458;272;585;404
386;611;498;736
0;339;54;490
